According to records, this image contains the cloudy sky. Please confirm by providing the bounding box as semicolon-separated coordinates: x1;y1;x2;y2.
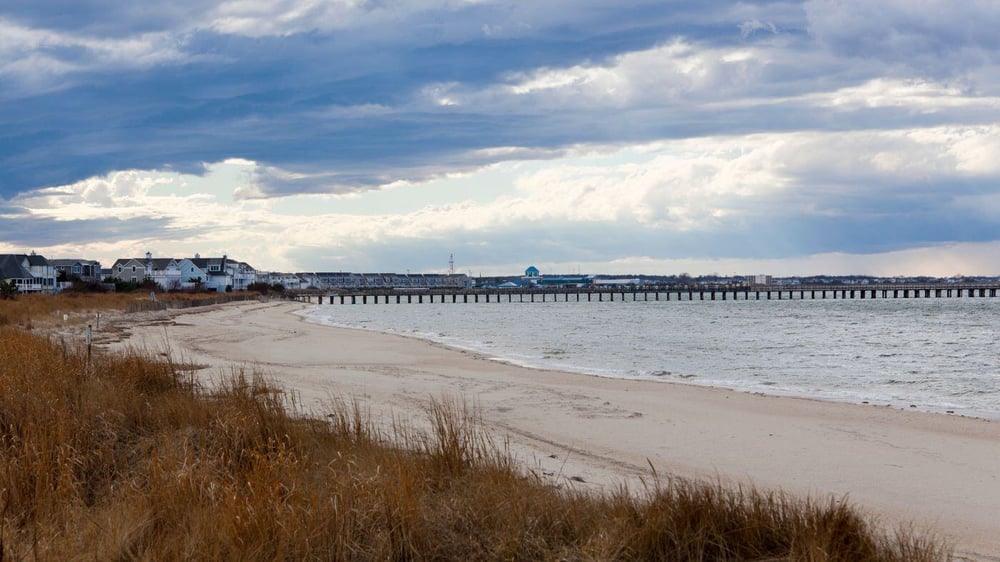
2;1;999;276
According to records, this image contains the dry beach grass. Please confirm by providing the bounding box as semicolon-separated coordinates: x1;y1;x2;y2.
0;295;949;560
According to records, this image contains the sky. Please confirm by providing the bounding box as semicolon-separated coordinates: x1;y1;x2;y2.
2;0;999;277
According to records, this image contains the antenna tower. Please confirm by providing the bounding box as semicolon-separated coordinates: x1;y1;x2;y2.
449;253;455;275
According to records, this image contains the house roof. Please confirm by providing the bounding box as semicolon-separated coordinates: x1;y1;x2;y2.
111;258;144;268
25;254;48;266
0;255;33;280
49;259;99;267
188;257;225;269
149;258;178;269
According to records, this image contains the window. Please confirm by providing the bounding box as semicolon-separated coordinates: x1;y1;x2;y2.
132;266;136;273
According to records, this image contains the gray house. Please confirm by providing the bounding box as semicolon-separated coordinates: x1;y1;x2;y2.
49;259;103;283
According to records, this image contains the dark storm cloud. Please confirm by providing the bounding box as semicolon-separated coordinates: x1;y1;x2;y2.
0;0;810;196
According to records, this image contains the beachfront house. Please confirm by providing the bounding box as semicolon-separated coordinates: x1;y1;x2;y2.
49;259;103;284
187;256;229;292
0;253;58;293
109;256;152;285
108;253;257;292
187;256;255;291
229;260;257;291
109;253;185;289
260;272;309;290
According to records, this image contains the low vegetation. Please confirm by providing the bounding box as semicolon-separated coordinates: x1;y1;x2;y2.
0;301;949;560
0;292;263;329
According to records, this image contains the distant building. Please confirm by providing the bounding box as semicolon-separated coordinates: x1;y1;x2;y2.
109;252;257;291
747;274;773;286
520;266;594;288
0;253;58;293
592;278;640;287
309;272;473;290
49;259;103;284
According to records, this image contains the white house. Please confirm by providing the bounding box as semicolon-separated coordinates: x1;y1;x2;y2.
228;260;257;291
0;253;58;293
186;255;257;291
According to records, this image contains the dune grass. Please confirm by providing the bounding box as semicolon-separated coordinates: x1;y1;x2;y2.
0;320;949;560
0;292;260;330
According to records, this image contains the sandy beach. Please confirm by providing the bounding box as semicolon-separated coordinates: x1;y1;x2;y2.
108;300;1000;560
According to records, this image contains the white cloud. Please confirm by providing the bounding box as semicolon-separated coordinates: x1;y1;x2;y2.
8;124;1000;274
819;78;999;112
738;19;777;39
0;17;193;90
498;39;772;107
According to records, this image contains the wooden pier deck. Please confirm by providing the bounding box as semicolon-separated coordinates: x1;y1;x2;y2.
291;283;1000;304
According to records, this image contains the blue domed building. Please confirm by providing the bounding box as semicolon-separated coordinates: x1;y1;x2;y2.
525;266;540;278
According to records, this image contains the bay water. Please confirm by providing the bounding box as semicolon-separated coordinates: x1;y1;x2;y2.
298;297;1000;419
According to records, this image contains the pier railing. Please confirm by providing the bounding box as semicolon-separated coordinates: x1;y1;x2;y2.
288;283;1000;305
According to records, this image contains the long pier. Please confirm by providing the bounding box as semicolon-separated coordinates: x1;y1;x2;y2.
292;283;1000;304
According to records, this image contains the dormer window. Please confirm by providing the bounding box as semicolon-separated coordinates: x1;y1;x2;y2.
209;265;220;272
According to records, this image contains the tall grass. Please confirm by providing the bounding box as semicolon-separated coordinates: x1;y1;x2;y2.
0;292;261;329
0;325;949;560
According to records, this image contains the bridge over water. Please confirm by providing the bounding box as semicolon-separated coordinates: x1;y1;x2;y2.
292;283;1000;305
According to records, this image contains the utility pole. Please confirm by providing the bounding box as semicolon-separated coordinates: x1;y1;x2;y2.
449;253;455;275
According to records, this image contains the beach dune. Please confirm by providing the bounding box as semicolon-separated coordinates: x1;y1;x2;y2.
112;301;1000;560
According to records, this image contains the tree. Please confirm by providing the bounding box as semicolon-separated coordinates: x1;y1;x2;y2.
0;280;18;300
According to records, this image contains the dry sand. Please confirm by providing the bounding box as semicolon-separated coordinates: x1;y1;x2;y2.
108;300;1000;560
